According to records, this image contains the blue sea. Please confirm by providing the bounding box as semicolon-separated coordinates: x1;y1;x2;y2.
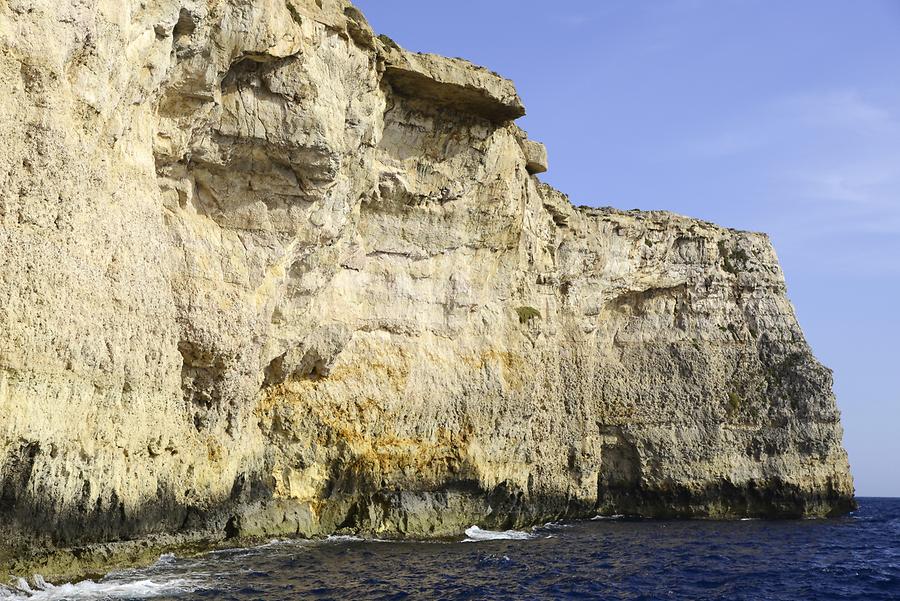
3;498;898;600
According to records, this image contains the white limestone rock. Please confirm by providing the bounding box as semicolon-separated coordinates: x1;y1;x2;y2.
0;0;854;579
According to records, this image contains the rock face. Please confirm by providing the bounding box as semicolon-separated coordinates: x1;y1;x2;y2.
0;0;853;576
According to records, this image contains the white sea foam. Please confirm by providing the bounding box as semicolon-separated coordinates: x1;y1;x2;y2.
0;575;199;601
463;526;535;542
541;521;572;529
261;538;297;547
153;553;177;566
591;514;625;520
324;535;365;543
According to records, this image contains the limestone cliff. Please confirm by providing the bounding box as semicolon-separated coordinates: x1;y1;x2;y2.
0;0;854;578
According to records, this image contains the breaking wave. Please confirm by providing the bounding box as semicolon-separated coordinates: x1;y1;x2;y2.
463;526;535;542
324;535;366;543
0;574;200;600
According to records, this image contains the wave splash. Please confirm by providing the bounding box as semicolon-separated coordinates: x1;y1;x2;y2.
463;526;535;542
0;574;199;601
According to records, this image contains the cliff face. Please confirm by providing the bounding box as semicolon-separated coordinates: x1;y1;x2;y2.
0;0;853;576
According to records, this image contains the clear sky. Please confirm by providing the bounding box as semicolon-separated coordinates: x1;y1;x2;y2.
354;1;900;497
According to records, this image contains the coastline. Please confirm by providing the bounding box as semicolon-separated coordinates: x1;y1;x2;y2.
2;491;857;584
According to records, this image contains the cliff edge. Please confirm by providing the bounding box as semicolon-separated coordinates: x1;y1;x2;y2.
0;0;854;579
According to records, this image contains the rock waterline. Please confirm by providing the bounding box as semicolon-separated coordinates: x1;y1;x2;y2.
0;0;853;580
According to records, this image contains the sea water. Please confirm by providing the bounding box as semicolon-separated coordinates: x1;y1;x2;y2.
2;497;898;600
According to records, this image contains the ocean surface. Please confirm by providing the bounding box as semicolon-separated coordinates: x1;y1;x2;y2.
2;497;898;600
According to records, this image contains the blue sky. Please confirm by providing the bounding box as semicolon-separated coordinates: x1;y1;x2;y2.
354;0;900;497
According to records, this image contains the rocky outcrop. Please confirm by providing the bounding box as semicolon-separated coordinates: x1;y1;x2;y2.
0;0;854;579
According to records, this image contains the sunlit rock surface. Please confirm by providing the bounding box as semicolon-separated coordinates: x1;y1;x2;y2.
0;0;854;579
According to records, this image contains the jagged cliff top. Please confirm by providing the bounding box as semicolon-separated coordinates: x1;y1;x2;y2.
342;6;765;238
